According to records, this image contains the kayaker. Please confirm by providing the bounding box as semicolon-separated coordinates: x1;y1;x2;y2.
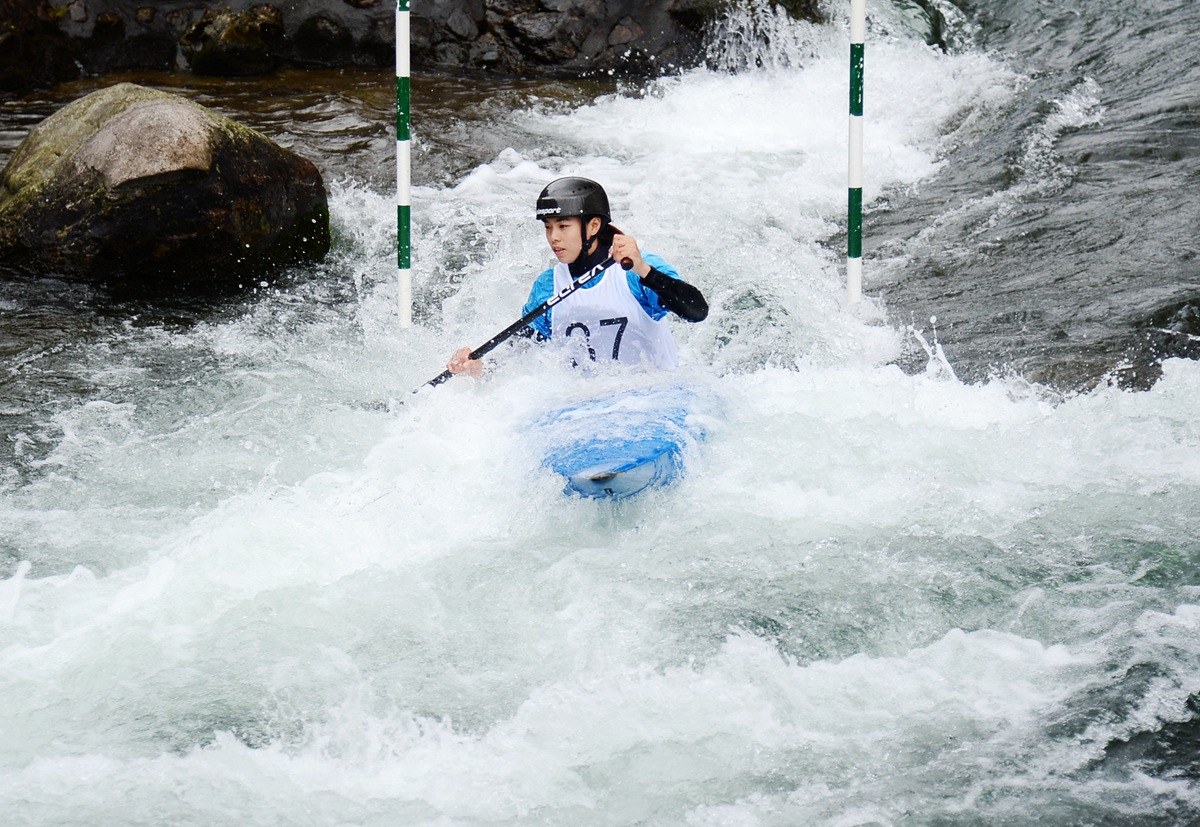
447;176;707;377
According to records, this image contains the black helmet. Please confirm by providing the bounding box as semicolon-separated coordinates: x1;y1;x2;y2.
535;177;610;222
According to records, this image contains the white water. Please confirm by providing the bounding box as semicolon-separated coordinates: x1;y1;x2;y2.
3;5;1199;825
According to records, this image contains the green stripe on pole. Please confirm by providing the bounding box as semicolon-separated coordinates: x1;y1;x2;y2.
396;76;410;141
849;43;864;117
848;189;862;259
398;204;411;269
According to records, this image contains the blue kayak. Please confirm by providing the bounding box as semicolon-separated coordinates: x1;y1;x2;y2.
534;387;703;499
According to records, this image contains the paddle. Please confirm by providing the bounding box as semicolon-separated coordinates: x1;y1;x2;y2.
421;254;634;390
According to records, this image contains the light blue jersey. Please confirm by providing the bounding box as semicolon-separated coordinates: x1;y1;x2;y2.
521;253;681;340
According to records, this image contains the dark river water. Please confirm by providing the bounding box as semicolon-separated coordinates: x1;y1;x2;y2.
867;0;1200;390
1;2;1198;824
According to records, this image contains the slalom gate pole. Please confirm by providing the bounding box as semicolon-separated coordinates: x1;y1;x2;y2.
396;0;413;327
847;0;865;303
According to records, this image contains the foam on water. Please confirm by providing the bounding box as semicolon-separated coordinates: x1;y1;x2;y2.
2;3;1199;824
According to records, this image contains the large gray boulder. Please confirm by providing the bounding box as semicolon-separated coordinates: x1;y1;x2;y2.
0;82;329;290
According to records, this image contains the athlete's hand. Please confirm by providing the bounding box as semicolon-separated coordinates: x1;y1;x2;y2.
447;347;484;377
609;231;649;277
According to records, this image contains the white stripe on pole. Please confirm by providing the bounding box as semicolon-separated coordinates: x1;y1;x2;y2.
847;0;866;303
396;1;412;328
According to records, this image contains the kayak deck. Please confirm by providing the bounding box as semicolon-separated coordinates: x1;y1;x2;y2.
534;387;701;499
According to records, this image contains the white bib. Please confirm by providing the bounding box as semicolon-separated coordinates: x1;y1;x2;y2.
550;262;679;370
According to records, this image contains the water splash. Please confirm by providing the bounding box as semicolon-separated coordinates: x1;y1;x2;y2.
909;314;960;380
704;0;834;73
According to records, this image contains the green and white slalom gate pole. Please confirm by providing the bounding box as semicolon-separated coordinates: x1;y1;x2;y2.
847;0;865;303
396;0;412;327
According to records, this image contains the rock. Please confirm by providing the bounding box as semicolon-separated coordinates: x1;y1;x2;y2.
0;1;829;96
0;0;81;92
292;14;357;67
0;82;330;291
609;17;645;48
178;7;284;76
397;0;826;77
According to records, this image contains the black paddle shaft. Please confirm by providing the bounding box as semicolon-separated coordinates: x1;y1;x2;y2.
423;255;633;389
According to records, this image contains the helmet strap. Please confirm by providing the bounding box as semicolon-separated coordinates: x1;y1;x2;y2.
580;218;594;257
581;216;606;256
570;217;612;277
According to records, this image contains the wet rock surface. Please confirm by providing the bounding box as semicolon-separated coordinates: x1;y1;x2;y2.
0;82;330;292
1;1;825;94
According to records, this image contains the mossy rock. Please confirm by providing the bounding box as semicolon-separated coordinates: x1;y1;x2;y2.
0;82;329;292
